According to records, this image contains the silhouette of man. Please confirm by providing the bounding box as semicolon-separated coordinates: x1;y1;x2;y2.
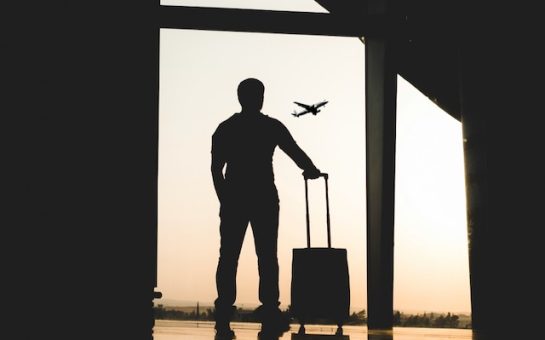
211;78;321;339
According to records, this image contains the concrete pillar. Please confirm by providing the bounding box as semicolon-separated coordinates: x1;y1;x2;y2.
365;0;397;330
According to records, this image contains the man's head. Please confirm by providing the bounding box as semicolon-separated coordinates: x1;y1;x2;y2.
237;78;264;112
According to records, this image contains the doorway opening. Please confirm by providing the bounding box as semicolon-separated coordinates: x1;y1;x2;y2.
156;29;367;323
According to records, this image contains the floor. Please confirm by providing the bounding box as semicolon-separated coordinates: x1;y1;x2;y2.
153;320;474;340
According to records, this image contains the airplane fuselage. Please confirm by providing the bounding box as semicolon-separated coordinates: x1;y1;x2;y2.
292;100;328;117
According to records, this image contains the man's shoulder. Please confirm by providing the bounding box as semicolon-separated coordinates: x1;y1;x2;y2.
222;112;241;124
215;113;240;132
261;114;286;128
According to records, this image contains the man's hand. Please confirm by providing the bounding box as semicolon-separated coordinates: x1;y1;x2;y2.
303;167;322;180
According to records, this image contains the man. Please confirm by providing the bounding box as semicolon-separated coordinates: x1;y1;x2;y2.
211;78;321;339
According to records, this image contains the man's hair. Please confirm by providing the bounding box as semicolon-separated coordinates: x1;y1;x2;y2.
237;78;265;110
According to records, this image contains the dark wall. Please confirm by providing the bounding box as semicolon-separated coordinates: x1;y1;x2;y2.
7;2;542;339
8;3;159;339
459;4;543;338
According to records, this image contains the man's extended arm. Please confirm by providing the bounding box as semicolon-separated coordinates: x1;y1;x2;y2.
277;123;321;178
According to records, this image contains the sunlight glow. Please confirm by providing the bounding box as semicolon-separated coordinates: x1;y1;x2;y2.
157;28;470;315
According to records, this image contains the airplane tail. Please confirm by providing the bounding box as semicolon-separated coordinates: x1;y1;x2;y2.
292;110;298;117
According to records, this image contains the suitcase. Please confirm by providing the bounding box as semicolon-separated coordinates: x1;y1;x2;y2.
290;173;350;336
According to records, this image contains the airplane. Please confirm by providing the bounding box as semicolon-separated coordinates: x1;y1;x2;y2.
291;100;328;117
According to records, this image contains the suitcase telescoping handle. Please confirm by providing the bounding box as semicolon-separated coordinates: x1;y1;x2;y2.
304;173;331;248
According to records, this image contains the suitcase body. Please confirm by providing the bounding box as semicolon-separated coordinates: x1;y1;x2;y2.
291;247;350;325
290;174;350;330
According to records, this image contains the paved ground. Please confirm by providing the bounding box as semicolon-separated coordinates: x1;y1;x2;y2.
153;320;474;340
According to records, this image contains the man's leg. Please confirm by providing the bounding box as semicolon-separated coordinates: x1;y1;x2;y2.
250;202;289;334
214;209;249;338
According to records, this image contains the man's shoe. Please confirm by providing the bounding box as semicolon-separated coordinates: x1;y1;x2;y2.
257;330;280;340
214;327;235;340
214;305;236;339
260;312;291;336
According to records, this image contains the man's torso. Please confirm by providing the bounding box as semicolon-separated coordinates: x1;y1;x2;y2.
213;112;284;201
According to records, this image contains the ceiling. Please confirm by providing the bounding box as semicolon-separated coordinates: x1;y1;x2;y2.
316;0;462;121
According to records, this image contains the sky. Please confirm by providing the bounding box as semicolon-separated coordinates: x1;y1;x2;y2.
157;0;470;315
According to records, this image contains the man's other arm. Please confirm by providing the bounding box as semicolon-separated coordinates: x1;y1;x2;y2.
211;130;227;203
277;122;321;178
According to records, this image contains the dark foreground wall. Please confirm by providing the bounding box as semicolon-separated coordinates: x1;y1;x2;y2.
6;2;543;340
459;4;543;338
7;3;159;339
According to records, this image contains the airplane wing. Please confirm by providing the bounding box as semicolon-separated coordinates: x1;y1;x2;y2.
316;101;328;108
294;101;312;110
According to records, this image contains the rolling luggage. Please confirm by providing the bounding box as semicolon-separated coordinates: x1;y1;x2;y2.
290;173;350;336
